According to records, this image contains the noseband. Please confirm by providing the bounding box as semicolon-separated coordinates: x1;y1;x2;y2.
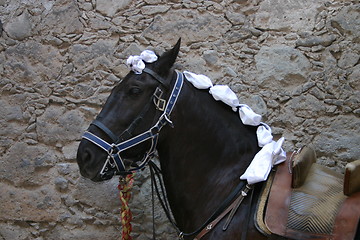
82;70;184;177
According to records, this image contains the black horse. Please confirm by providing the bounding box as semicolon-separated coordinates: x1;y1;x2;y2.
77;39;271;239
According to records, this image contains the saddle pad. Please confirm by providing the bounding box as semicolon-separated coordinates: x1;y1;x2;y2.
265;159;360;240
287;164;345;235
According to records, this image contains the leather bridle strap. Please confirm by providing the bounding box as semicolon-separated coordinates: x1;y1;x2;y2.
149;161;249;239
179;181;248;239
91;91;154;144
89;68;170;144
143;68;168;88
91;119;119;143
117;99;153;142
194;185;251;240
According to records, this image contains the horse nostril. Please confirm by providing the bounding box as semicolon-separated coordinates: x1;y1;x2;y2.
82;149;91;163
77;145;96;179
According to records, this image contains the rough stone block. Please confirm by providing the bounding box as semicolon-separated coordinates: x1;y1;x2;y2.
255;44;311;89
73;177;121;212
40;0;84;34
0;183;62;222
36;107;87;145
0;142;60;187
3;10;32;40
95;0;131;17
331;5;360;39
142;9;231;44
254;0;328;31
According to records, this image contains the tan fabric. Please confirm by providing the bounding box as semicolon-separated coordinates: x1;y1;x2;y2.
287;164;346;235
344;159;360;196
291;146;316;188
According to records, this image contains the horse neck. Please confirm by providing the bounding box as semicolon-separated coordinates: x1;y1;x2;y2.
157;80;260;232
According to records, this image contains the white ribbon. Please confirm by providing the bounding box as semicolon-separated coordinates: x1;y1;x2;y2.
240;137;286;184
184;71;213;89
238;104;262;126
256;123;273;147
126;50;158;74
209;85;239;112
183;70;286;184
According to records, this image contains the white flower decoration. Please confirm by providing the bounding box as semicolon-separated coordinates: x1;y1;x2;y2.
126;50;158;74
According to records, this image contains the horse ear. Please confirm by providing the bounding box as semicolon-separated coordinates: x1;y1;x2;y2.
153;38;181;77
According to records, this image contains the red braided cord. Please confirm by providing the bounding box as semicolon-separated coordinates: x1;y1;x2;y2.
118;173;135;240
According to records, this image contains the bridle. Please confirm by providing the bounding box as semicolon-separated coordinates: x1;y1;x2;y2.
82;69;184;177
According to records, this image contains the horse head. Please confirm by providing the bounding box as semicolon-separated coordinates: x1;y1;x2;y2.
77;39;181;182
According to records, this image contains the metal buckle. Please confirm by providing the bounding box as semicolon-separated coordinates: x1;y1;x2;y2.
100;156;112;177
153;87;167;111
100;145;119;177
155;98;166;111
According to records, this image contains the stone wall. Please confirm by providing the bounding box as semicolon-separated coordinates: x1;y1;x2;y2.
0;0;359;239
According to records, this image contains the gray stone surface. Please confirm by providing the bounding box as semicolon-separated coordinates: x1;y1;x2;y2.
3;10;32;40
0;0;359;239
95;0;131;17
253;0;328;31
255;44;311;89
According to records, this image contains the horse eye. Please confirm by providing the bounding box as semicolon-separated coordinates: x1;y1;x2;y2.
129;87;142;95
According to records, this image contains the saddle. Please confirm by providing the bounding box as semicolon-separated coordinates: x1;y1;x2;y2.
255;146;360;240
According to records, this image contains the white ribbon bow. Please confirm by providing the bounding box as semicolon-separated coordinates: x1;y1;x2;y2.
210;85;240;112
126;50;158;74
240;137;286;184
238;104;262;126
183;71;213;89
